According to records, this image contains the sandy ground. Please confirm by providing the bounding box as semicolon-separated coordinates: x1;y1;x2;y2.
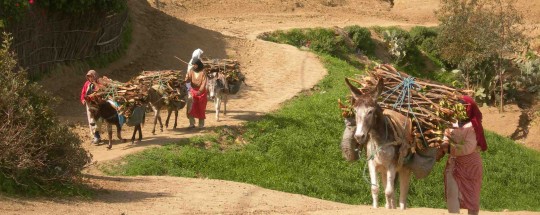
1;0;540;214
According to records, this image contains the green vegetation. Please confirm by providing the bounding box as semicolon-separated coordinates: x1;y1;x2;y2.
0;33;92;196
436;0;530;108
344;25;376;56
104;33;540;210
259;28;347;55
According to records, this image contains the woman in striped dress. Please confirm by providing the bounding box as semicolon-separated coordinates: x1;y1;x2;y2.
442;96;487;215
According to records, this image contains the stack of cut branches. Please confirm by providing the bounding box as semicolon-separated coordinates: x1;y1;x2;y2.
132;70;186;105
88;70;185;117
341;64;471;149
201;58;245;94
88;76;149;117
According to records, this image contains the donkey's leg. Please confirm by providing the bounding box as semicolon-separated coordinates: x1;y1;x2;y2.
157;113;163;132
215;96;221;121
151;105;159;135
131;125;137;144
173;109;178;129
116;123;126;143
165;108;172;128
106;123;113;149
368;159;379;208
384;167;397;209
223;94;228;115
398;168;411;210
137;124;143;141
381;170;389;208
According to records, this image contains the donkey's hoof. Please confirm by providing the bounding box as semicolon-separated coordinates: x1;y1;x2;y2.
106;145;112;150
122;139;127;143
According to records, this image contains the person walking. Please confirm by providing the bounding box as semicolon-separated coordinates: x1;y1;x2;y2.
80;70;102;144
441;95;487;215
184;59;208;129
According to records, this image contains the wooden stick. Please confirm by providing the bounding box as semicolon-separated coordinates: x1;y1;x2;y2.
174;56;189;65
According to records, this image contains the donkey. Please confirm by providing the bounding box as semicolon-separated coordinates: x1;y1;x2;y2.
344;78;414;210
87;100;127;149
207;71;229;121
125;105;146;144
147;85;187;134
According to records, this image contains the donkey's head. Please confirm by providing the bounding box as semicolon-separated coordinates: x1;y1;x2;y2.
207;71;224;99
345;78;384;145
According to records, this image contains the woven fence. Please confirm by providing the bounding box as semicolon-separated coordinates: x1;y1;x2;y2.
3;7;128;78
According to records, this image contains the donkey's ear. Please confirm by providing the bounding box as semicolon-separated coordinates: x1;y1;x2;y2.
373;78;384;98
345;78;362;100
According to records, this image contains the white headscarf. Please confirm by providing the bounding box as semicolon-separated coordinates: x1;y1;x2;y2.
187;48;203;71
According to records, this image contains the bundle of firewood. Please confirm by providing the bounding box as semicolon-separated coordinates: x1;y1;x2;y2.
88;76;148;117
201;58;245;84
88;70;185;117
132;70;186;105
340;64;472;149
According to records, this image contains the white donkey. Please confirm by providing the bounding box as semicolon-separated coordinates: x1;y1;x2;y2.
345;78;414;210
207;71;229;121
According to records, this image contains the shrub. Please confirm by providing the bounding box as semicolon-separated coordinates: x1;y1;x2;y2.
306;28;346;55
409;26;438;46
283;29;308;47
382;29;409;63
344;25;375;55
0;33;91;195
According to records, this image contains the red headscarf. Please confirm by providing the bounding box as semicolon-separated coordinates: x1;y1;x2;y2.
461;95;487;151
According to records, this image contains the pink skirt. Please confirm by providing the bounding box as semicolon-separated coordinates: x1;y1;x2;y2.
189;87;207;119
444;152;483;211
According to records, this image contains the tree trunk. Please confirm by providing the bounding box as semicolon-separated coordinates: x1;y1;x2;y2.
499;69;504;113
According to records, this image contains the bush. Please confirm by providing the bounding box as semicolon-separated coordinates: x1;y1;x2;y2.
306;28;346;55
409;26;438;46
344;25;375;55
284;29;308;47
257;29;307;48
0;33;91;195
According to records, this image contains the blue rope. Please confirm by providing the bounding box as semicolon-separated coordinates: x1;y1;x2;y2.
381;76;428;147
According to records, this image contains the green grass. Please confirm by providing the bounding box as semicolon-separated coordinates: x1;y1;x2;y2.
104;51;540;211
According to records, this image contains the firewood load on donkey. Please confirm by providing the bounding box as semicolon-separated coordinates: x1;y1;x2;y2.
131;70;187;134
340;64;470;209
201;58;246;121
85;77;150;148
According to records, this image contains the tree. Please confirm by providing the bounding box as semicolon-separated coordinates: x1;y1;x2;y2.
436;0;528;112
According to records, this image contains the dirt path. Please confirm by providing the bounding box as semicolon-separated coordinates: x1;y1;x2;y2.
2;0;540;214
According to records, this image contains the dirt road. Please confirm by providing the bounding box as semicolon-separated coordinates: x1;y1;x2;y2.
2;0;540;214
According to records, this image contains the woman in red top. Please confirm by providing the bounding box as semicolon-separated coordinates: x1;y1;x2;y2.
185;59;208;129
80;70;102;144
441;96;487;215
